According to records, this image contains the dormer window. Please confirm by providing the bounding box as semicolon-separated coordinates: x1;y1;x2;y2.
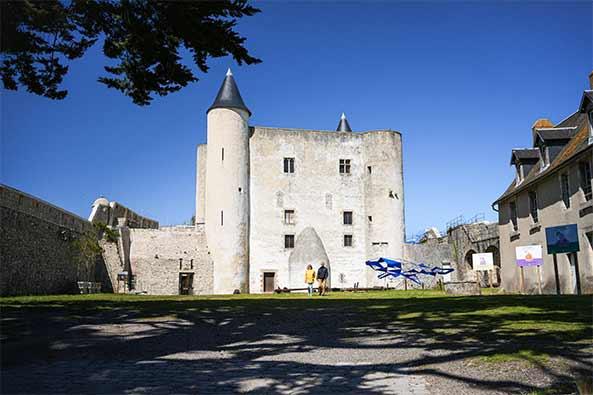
511;149;539;183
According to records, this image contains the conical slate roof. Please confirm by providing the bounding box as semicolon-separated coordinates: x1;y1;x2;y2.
336;113;352;132
207;68;251;116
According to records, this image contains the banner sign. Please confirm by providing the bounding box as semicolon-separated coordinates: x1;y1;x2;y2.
515;245;543;267
472;253;494;271
545;224;579;254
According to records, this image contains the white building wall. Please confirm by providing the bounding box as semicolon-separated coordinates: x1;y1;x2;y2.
204;108;250;294
248;127;404;292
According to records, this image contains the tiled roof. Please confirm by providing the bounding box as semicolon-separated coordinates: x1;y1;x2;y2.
494;112;590;204
579;91;593;112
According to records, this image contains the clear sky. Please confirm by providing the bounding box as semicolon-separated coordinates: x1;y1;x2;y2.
2;2;591;239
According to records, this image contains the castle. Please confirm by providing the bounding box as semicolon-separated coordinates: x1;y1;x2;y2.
1;69;406;296
196;69;405;294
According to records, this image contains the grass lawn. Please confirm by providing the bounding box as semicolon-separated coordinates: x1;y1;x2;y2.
1;290;592;394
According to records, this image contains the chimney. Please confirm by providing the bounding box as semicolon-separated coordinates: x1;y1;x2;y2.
589;70;593;90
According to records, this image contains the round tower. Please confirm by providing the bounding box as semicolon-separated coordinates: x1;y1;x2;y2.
205;69;251;294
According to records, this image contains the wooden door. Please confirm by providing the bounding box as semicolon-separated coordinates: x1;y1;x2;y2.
179;273;194;295
263;272;275;293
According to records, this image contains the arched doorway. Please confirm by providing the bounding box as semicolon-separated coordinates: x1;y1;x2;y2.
485;246;501;287
464;250;476;281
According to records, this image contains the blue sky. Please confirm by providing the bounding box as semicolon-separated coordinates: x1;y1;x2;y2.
2;2;591;238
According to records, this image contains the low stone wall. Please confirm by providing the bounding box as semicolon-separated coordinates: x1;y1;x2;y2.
444;281;481;296
0;184;107;296
129;225;213;295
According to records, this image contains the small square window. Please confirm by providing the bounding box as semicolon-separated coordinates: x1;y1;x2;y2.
284;157;295;173
343;211;353;225
339;159;351;174
284;209;295;225
368;216;373;222
284;234;295;249
343;235;353;247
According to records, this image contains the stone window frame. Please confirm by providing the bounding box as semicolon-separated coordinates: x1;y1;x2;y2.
559;172;570;209
284;209;295;225
579;160;592;202
283;157;295;174
342;210;353;226
343;234;353;247
284;234;295;249
339;159;351;175
509;200;518;232
528;190;539;224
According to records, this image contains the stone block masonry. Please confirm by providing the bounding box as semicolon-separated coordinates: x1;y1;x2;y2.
0;184;103;296
129;225;213;295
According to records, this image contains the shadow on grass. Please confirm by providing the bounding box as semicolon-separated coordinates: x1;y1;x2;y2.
1;293;591;394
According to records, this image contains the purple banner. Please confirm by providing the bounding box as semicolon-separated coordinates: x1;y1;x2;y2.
516;258;543;267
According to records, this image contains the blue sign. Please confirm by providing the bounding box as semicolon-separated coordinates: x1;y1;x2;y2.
545;224;579;254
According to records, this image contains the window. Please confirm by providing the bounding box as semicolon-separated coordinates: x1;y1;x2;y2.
528;191;538;223
284;209;295;225
368;216;373;222
339;159;351;174
283;157;295;173
222;147;224;162
580;160;592;201
343;234;353;247
509;201;518;231
343;211;353;225
190;259;194;269
367;166;372;174
220;210;224;226
560;173;570;208
284;234;295;249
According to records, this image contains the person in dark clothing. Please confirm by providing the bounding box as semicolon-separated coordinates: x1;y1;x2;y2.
317;262;329;296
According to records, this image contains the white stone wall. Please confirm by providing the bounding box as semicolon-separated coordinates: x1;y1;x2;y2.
129;226;213;295
498;148;593;294
195;144;207;224
247;127;404;292
204;108;251;294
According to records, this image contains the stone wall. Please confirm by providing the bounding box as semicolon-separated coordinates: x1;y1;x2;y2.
245;127;404;292
498;148;593;294
0;184;108;296
129;225;213;295
402;240;452;289
89;198;159;229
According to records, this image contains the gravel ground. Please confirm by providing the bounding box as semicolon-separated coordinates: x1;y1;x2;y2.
1;296;591;394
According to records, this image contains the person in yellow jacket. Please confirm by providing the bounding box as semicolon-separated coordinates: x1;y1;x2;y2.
304;264;316;296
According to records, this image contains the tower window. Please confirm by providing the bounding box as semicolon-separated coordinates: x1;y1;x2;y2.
284;157;295;173
343;234;353;247
284;209;295;225
367;166;372;174
284;234;295;249
343;211;353;225
221;210;224;226
222;147;224;162
368;216;373;222
528;191;538;223
339;159;351;174
560;173;570;208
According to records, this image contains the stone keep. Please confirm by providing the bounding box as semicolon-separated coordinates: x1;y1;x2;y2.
197;70;405;294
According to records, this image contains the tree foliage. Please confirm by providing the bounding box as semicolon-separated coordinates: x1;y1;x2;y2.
1;0;261;105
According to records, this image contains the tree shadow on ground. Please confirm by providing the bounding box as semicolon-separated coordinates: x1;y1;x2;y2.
1;294;592;394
